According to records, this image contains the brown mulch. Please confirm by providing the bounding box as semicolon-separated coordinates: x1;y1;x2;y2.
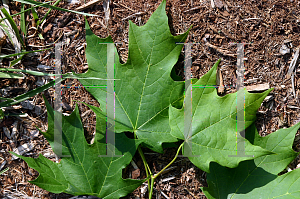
1;0;300;198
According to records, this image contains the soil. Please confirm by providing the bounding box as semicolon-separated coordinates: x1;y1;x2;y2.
1;0;300;198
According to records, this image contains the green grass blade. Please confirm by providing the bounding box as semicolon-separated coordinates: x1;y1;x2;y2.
0;158;8;175
0;108;3;120
0;68;110;78
30;5;40;27
0;167;8;175
20;3;26;36
0;97;14;101
0;69;85;79
0;79;55;107
0;47;52;59
1;67;95;78
0;71;23;78
0;23;14;46
14;0;98;17
39;0;62;26
9;54;24;67
1;8;25;48
0;68;55;76
0;1;54;21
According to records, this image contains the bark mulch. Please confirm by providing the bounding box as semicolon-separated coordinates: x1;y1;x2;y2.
1;0;300;198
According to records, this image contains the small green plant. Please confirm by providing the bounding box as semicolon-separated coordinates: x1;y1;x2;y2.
0;0;97;115
15;0;78;40
0;0;96;67
10;1;300;198
0;5;50;66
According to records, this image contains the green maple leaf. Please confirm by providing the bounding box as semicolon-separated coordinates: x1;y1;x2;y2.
203;122;300;199
76;0;190;153
169;60;273;172
10;1;189;197
11;97;145;198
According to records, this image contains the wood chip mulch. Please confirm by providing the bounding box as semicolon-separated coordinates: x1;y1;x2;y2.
1;0;300;198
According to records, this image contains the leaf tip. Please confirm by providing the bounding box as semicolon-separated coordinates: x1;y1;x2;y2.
43;94;54;114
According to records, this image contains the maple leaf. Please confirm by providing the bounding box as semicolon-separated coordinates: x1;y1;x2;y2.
203;122;300;198
76;0;190;153
169;60;273;172
11;97;145;198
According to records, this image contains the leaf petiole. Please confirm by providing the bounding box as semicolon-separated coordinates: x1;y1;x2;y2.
148;142;184;198
134;131;152;194
138;146;152;194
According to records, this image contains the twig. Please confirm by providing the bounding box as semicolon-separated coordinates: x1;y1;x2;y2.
159;176;175;183
122;12;145;21
184;187;198;199
286;47;299;79
103;0;110;26
287;105;300;109
205;42;236;57
27;44;53;48
211;0;215;9
216;66;225;94
243;18;262;21
246;83;270;92
75;0;104;11
153;186;170;199
183;6;204;13
113;2;136;12
287;47;299;98
160;190;170;199
64;30;78;37
291;73;296;98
